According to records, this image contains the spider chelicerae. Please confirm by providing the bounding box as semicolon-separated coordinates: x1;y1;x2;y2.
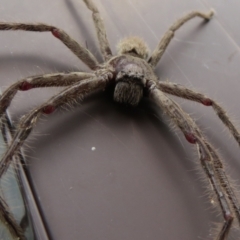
0;0;239;239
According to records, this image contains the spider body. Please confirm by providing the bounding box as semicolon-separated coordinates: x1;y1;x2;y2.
106;37;156;106
0;1;239;240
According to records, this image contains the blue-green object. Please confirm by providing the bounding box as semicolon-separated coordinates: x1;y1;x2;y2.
0;114;48;240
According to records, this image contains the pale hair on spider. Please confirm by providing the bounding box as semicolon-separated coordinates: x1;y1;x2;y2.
117;36;150;59
0;0;239;239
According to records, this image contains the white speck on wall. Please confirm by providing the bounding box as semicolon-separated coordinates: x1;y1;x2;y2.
91;147;96;151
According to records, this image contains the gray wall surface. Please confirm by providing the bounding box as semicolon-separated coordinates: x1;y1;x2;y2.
0;0;240;239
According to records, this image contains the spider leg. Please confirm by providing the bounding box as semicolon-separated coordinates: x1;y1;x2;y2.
0;74;111;177
0;23;99;69
157;81;240;148
0;195;26;240
0;72;95;118
149;83;239;240
197;142;233;240
83;0;112;61
0;75;110;238
148;10;214;68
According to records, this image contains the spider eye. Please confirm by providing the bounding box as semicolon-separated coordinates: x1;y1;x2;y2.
117;36;149;59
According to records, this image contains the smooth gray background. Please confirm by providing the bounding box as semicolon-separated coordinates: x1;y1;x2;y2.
0;0;240;239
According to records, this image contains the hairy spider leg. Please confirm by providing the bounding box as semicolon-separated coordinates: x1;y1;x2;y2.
83;0;112;61
0;75;110;238
150;84;236;240
0;195;26;240
157;81;240;221
157;82;240;151
148;10;214;68
0;23;99;69
0;72;95;118
0;75;110;177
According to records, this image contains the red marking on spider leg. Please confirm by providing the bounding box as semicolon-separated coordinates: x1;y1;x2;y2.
19;81;33;91
51;28;60;38
184;132;197;144
201;98;212;106
42;105;55;114
224;212;233;221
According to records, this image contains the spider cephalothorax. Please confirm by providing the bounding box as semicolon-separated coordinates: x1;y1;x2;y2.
0;1;239;240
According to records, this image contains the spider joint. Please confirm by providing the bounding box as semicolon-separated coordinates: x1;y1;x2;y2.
42;105;56;114
184;132;197;144
201;98;213;106
19;81;33;91
51;28;60;38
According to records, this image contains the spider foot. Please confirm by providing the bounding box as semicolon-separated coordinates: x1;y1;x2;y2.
207;9;215;19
